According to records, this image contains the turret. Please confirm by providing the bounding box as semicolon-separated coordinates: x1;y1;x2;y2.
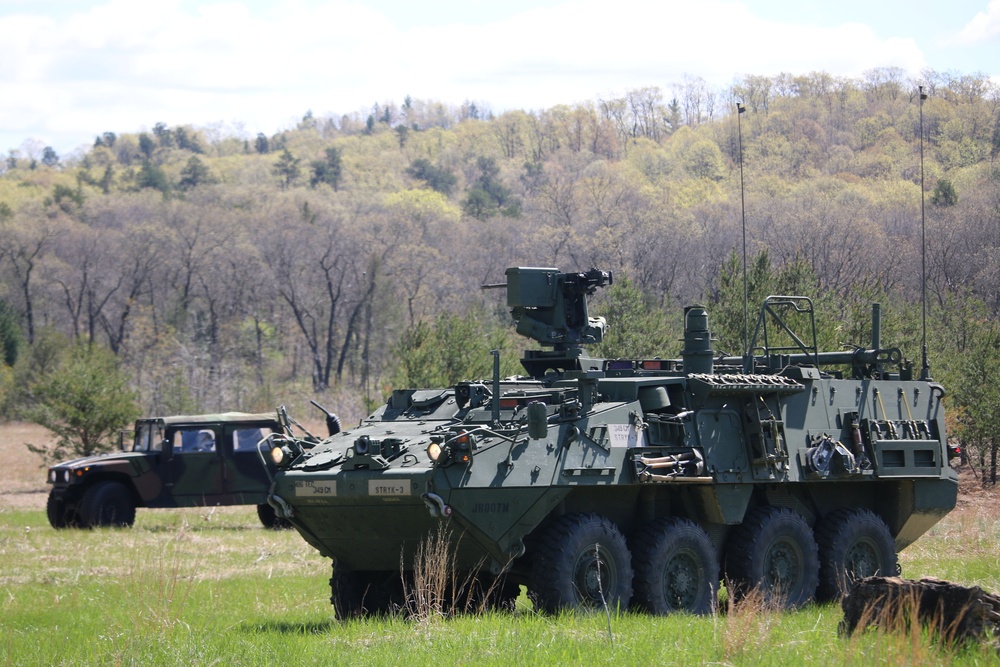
484;267;612;377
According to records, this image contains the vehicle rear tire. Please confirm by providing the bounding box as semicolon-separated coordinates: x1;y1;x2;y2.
724;506;819;608
79;481;136;528
632;516;719;615
257;502;292;529
529;512;633;614
46;490;70;529
815;508;897;601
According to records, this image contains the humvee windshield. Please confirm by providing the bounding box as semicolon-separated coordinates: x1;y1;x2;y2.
132;422;164;452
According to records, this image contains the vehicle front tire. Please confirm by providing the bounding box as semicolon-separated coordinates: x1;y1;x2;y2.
815;508;897;601
529;513;633;614
632;516;719;615
725;506;819;608
257;502;292;529
46;490;70;529
79;481;136;528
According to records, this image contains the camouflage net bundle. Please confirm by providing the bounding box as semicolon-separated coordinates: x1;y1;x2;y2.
840;576;1000;648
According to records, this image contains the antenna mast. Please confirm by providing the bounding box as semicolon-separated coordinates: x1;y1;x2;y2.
919;86;931;380
737;102;749;371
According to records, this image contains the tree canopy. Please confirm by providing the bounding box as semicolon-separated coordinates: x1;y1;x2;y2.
0;69;998;468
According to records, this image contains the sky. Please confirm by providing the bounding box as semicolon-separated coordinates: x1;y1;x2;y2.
2;0;999;158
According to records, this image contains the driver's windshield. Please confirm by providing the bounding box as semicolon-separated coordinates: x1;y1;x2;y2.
133;422;164;452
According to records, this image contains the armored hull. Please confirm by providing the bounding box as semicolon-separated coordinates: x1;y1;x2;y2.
265;268;957;615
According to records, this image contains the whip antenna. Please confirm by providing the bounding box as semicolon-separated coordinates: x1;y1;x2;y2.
919;86;930;380
737;102;749;370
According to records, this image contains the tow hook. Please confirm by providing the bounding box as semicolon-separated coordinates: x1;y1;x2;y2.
421;492;452;518
268;493;294;519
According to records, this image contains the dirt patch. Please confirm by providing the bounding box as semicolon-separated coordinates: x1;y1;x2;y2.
953;464;999;515
0;422;54;510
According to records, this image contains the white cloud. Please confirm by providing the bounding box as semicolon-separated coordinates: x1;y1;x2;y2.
952;0;1000;44
0;0;944;154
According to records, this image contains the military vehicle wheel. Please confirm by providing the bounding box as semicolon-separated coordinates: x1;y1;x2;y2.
529;513;633;613
724;506;819;608
256;503;292;529
330;568;404;619
632;516;719;615
815;508;896;601
79;481;136;528
46;490;71;529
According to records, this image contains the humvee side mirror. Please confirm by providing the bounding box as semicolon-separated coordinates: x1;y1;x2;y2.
162;439;173;461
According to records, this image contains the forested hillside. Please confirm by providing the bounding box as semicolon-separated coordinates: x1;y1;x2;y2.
1;67;999;473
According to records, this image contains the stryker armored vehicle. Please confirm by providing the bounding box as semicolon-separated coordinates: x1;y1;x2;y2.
47;412;295;529
261;267;957;616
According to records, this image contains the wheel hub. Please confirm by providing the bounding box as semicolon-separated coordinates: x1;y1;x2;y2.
845;538;881;578
664;550;701;607
574;548;612;603
765;538;801;592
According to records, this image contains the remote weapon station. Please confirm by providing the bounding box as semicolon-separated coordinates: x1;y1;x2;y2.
262;267;957;616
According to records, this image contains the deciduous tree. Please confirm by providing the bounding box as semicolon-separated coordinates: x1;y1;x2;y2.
24;341;140;464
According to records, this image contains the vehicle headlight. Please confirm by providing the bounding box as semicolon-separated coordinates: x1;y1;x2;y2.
270;445;293;467
427;431;476;466
266;434;304;469
426;442;444;463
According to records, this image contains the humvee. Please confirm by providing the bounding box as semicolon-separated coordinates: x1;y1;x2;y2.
46;412;289;528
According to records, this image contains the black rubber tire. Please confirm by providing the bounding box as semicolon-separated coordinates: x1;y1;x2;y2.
330;568;404;619
529;513;633;614
46;490;69;529
79;481;136;528
632;516;719;615
724;506;819;609
815;508;897;601
256;503;292;529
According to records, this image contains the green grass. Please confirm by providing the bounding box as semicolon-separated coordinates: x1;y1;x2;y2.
1;505;998;666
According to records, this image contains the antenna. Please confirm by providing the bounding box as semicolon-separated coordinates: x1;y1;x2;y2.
737;102;749;371
919;86;931;380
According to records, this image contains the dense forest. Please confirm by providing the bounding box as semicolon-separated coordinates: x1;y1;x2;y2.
2;67;1000;478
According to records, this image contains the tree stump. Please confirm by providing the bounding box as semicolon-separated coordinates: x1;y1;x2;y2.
840;576;1000;648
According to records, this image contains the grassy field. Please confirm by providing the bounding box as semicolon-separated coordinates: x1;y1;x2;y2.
2;424;999;666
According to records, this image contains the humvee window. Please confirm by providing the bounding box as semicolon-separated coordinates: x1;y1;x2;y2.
234;427;271;451
177;429;216;453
